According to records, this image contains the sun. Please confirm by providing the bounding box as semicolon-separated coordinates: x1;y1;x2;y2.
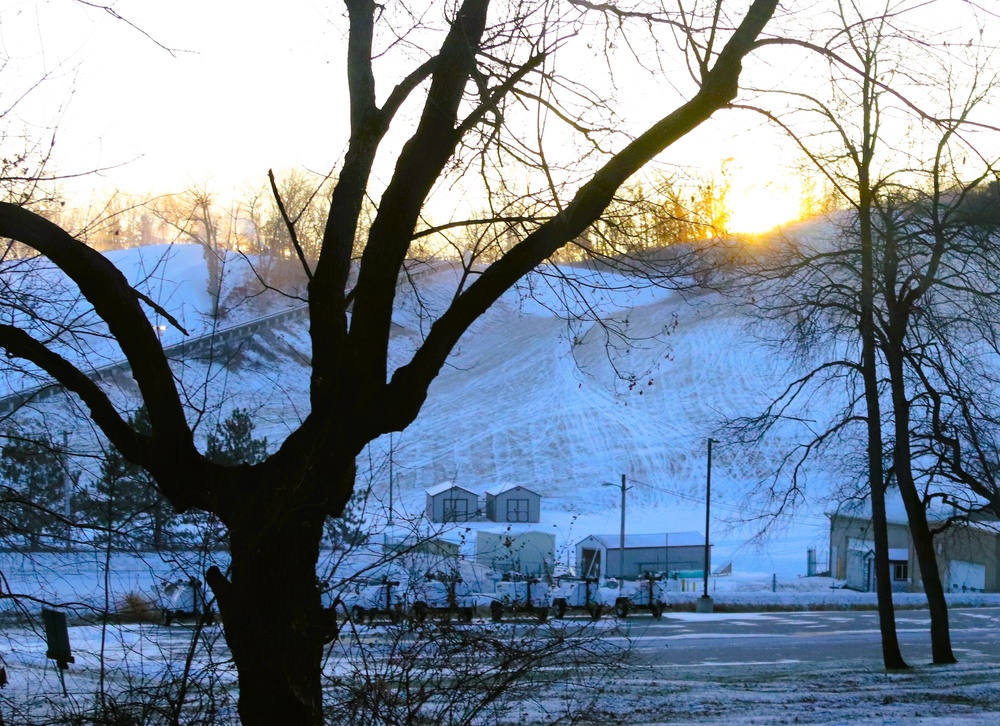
726;183;803;235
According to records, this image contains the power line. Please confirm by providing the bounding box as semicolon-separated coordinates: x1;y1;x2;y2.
631;479;831;524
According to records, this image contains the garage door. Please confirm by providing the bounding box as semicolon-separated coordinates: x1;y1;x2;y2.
948;560;986;592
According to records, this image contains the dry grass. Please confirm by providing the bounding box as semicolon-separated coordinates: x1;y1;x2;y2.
116;592;161;623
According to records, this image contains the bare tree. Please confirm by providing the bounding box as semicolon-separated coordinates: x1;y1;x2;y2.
0;1;778;722
237;169;337;299
731;0;999;669
151;185;233;320
327;616;629;725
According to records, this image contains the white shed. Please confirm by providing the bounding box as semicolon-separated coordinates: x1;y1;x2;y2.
476;529;556;577
425;482;479;523
575;532;708;579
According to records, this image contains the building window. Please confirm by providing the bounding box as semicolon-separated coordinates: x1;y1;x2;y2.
443;498;468;522
506;498;529;523
892;562;908;581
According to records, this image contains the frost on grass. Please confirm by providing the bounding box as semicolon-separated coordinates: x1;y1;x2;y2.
532;660;1000;726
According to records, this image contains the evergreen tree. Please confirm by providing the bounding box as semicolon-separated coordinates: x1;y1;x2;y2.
190;409;269;549
77;408;176;550
0;430;75;549
206;409;268;466
323;488;368;551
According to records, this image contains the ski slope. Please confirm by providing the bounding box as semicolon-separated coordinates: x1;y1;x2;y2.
380;268;835;575
1;229;855;578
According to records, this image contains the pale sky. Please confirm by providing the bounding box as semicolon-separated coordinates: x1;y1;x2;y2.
3;1;993;234
3;0;350;195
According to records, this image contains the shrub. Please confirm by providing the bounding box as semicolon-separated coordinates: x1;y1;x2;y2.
116;592;160;623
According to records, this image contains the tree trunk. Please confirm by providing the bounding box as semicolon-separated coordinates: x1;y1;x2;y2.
858;152;907;669
202;243;223;321
860;316;907;667
867;459;908;669
207;503;331;725
860;288;906;669
886;349;956;664
862;373;908;671
152;507;164;552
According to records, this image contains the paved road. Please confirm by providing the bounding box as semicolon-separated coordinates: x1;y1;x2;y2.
613;607;1000;666
336;606;1000;668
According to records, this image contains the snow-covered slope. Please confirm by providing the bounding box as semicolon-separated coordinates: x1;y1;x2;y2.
378;270;834;576
2;233;852;578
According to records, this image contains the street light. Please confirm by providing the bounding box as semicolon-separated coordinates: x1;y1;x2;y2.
602;474;628;578
698;439;716;613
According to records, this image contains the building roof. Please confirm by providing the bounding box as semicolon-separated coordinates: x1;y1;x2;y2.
832;509;1000;531
827;487;966;525
476;528;556;542
580;532;705;549
424;481;477;497
964;520;1000;535
485;482;540;497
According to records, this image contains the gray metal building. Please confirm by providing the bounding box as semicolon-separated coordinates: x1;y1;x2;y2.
476;529;556;577
485;483;541;523
425;482;479;523
576;532;708;579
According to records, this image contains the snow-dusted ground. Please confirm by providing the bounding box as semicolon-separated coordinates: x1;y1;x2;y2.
5;548;999;722
14;644;1000;725
579;658;1000;725
5;590;1000;725
4;231;998;721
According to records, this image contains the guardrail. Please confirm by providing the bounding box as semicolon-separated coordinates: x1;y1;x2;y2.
0;256;454;416
0;303;310;415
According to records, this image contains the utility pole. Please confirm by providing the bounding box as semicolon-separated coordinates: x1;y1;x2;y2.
383;433;396;552
602;474;629;578
618;473;626;579
388;432;394;527
697;439;715;613
62;432;72;551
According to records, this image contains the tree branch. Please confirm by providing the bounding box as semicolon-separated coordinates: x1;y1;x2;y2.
0;323;138;454
383;0;779;426
268;169;314;281
346;0;492;391
0;203;195;460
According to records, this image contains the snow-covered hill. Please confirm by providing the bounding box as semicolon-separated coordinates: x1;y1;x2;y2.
2;230;856;578
377;265;836;576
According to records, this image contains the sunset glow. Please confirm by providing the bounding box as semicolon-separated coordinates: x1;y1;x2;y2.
726;183;803;235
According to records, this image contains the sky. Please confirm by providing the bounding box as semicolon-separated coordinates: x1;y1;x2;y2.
2;1;995;235
0;0;815;234
2;0;348;194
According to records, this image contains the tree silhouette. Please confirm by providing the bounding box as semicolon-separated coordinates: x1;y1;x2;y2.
0;2;779;721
